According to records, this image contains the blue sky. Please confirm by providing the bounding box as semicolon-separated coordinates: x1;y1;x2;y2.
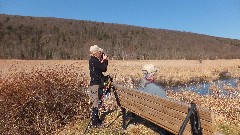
0;0;240;40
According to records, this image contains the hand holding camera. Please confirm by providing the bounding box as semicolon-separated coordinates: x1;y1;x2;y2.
101;52;108;60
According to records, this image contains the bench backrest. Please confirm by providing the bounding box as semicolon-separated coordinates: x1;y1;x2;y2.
113;83;215;135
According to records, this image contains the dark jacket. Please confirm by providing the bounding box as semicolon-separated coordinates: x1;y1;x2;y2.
89;56;108;85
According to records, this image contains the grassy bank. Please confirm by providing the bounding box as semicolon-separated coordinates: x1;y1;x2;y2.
0;60;239;134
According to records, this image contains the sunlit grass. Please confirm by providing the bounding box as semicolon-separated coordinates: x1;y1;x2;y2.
0;59;239;134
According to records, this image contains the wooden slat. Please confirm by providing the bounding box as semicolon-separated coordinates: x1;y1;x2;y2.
115;84;213;122
114;84;189;111
120;98;192;135
121;87;213;122
117;88;213;124
118;89;188;120
112;83;215;134
117;89;214;132
117;92;188;123
118;93;214;133
118;94;190;126
120;100;214;135
118;94;192;131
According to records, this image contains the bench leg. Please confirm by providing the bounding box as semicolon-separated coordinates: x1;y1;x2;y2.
122;107;126;129
190;103;203;135
178;103;203;135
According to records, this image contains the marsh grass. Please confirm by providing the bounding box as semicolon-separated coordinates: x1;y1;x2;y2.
0;60;239;134
0;66;90;134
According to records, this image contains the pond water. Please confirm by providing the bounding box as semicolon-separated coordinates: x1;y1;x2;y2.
167;78;239;97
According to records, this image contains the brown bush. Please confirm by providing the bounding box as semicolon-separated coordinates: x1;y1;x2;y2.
0;68;90;134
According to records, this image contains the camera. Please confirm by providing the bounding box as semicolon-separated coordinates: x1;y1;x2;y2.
101;52;105;59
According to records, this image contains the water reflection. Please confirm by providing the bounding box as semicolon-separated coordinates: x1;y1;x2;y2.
167;78;239;97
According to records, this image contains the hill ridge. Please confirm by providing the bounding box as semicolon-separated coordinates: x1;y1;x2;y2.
0;14;239;60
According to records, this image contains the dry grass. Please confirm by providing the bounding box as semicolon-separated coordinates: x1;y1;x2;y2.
107;60;240;86
1;59;239;84
0;61;90;134
0;59;240;135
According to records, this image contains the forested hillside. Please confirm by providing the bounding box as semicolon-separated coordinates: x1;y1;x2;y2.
0;14;239;60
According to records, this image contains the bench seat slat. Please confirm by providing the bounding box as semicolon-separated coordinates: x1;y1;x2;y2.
118;94;214;134
113;83;215;135
122;87;213;121
115;84;213;122
120;99;214;135
120;99;192;135
117;90;214;131
118;95;192;133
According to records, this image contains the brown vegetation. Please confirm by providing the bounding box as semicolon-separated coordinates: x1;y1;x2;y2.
0;60;239;134
0;14;240;60
0;62;90;134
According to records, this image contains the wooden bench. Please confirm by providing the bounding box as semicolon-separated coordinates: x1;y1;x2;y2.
112;83;215;135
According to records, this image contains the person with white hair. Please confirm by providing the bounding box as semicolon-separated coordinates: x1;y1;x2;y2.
126;64;168;134
139;64;167;98
88;44;108;127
